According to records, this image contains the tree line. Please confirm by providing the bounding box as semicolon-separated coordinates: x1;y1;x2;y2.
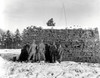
0;29;22;49
0;26;100;63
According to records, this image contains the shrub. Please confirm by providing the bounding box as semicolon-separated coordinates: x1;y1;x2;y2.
22;26;100;63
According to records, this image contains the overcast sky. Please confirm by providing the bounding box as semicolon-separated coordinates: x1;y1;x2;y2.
0;0;100;33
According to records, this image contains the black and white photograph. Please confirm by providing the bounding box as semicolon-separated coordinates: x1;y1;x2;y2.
0;0;100;78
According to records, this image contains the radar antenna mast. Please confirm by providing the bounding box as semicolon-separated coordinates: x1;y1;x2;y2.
62;3;67;26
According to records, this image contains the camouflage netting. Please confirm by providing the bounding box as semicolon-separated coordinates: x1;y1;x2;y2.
22;26;100;63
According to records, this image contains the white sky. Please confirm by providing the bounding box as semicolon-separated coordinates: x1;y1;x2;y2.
0;0;100;33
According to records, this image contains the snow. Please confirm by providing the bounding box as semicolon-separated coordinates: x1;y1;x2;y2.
0;58;100;78
0;57;6;77
0;49;21;54
0;49;100;78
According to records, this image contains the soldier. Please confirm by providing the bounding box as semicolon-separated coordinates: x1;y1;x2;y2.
37;40;45;62
45;43;52;63
57;44;64;63
18;44;30;62
28;40;37;62
34;46;39;62
49;42;57;63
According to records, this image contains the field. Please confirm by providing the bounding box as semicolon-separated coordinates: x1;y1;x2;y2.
1;49;100;78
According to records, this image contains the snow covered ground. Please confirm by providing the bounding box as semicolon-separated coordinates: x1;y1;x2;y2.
0;49;21;54
0;49;100;78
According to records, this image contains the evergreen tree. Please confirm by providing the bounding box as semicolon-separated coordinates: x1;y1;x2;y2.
14;29;22;48
46;18;55;27
0;29;6;48
1;32;6;48
5;30;13;49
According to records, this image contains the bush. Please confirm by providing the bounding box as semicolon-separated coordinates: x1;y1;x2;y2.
22;26;100;63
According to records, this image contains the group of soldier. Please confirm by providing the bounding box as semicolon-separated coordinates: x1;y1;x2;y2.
18;40;63;63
